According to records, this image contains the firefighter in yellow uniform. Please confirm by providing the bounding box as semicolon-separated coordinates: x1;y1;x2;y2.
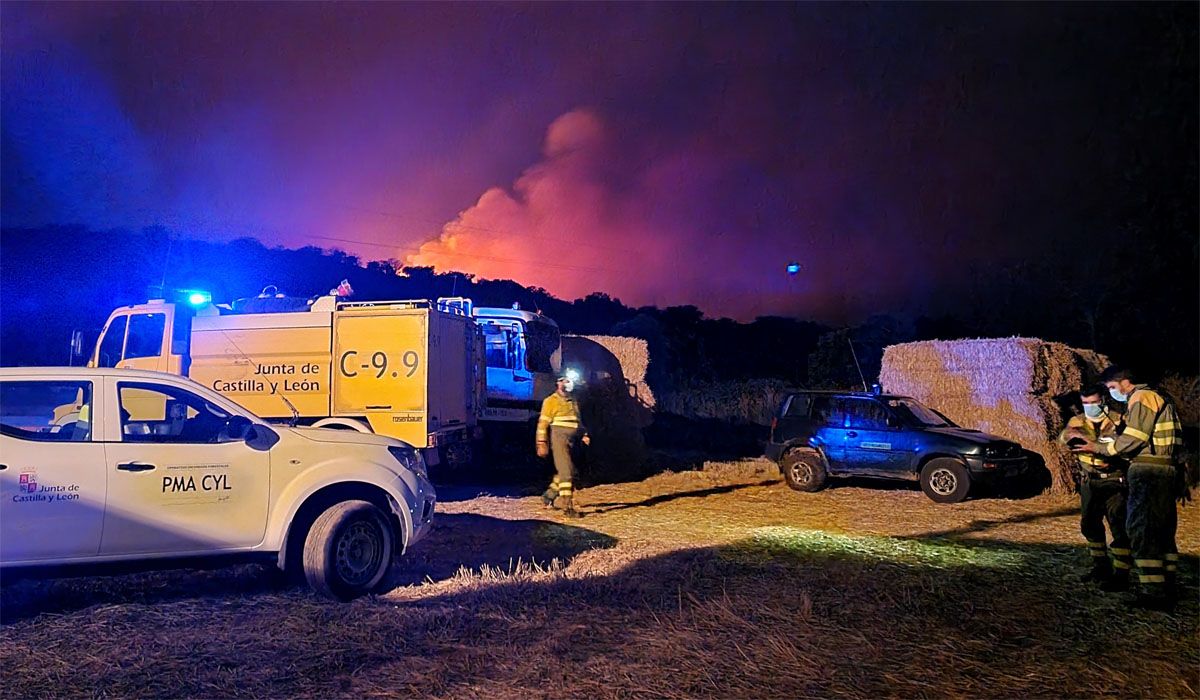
1074;366;1184;611
1060;385;1131;589
537;370;589;518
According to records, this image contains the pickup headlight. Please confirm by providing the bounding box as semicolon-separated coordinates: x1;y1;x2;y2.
388;446;428;479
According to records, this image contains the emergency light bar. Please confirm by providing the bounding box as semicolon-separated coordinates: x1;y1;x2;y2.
184;290;212;306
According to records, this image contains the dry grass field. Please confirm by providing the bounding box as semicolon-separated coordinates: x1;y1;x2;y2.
2;458;1197;699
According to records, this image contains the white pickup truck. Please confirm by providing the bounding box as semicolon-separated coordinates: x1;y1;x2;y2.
0;367;436;600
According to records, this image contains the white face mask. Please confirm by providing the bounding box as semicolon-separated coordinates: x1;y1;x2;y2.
1109;387;1128;403
1082;403;1105;419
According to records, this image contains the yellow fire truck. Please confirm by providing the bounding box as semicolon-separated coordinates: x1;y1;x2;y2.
80;289;484;467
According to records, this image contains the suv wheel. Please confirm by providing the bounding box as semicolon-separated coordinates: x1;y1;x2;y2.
303;500;395;600
781;449;828;492
919;458;971;504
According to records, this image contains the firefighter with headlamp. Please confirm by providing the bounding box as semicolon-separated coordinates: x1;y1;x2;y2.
537;368;589;518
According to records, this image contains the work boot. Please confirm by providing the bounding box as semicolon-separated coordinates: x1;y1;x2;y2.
542;488;558;508
1099;570;1129;593
557;496;583;519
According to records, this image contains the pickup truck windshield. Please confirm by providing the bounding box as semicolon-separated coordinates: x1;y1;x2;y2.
886;398;953;427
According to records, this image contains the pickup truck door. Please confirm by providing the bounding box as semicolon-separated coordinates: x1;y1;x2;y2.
0;378;107;562
99;378;271;556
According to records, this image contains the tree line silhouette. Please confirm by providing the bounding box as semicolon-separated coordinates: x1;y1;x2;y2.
1;223;1195;390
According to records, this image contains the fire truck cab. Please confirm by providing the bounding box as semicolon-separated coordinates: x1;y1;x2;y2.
471;305;562;424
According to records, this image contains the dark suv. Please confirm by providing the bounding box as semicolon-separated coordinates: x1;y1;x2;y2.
765;390;1027;503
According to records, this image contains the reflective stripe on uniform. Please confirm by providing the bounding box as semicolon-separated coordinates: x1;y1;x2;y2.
538;393;583;442
1135;559;1163;568
1112;560;1131;570
1109;547;1131;556
1138;574;1167;584
1122;426;1150;441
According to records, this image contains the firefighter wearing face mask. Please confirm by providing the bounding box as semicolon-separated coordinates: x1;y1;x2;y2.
1072;366;1184;611
536;370;589;518
1060;385;1131;590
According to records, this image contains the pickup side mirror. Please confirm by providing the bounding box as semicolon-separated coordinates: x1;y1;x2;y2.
246;423;280;451
226;415;280;450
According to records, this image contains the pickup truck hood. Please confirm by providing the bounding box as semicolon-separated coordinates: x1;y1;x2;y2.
924;427;1011;446
282;425;407;449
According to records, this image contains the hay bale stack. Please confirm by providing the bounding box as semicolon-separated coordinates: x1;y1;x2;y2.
880;338;1108;493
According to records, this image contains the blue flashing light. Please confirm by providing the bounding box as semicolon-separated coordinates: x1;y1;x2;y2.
184;290;212;306
786;262;801;275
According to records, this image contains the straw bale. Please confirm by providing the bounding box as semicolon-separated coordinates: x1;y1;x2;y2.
880;338;1105;399
1161;373;1200;428
880;338;1108;494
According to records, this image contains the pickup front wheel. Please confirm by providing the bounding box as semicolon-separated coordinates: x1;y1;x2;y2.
919;459;971;504
303;500;395;600
781;449;828;492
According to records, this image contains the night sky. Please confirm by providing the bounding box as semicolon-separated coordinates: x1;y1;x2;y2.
2;2;1195;322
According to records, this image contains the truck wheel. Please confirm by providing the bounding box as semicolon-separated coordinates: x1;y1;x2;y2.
781;449;828;492
920;458;971;504
302;500;395;601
